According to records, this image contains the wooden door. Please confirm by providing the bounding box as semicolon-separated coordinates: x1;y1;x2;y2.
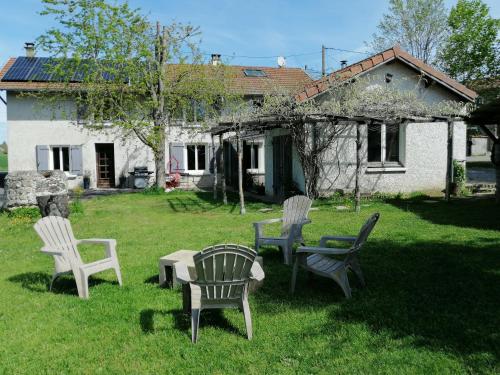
272;135;293;202
95;144;115;188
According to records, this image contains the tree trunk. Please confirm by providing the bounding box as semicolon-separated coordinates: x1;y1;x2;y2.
355;123;362;213
212;135;218;200
445;120;454;202
154;126;166;189
237;131;246;215
219;134;227;205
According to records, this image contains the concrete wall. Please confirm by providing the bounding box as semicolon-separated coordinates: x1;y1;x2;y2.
7;92;215;190
264;121;466;195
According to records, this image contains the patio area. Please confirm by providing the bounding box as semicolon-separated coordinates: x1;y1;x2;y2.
0;191;498;373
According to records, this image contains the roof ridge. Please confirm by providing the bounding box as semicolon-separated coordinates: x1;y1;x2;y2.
296;45;477;102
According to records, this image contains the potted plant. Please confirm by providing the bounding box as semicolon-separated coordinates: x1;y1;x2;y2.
83;170;91;190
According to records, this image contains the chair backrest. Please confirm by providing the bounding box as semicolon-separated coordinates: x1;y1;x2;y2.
193;244;256;301
34;216;82;268
352;213;380;251
282;195;312;235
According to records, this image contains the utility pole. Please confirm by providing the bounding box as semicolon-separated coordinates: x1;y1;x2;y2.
321;45;326;77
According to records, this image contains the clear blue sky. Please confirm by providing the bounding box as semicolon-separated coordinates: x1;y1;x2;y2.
0;0;499;142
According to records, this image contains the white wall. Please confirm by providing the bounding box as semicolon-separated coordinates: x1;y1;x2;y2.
7;93;215;189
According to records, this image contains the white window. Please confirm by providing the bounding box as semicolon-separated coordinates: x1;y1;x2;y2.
367;124;402;166
51;146;70;172
186;144;207;171
244;142;262;171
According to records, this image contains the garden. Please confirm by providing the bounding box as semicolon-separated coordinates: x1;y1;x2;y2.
0;191;498;374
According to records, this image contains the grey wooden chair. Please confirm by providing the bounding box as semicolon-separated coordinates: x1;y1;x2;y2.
174;244;265;343
253;195;312;265
290;213;380;298
34;216;122;299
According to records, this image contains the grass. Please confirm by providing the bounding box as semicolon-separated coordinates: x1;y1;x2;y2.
0;191;499;374
0;152;7;171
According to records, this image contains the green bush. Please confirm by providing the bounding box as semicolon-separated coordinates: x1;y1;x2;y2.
453;160;466;186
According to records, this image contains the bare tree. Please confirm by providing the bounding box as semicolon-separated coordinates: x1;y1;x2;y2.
368;0;448;64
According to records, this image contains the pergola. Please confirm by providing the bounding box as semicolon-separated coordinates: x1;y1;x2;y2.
210;113;463;213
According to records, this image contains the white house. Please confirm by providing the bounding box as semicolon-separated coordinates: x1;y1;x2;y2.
262;46;477;199
0;50;311;189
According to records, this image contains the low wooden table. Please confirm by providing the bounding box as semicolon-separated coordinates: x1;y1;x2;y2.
158;250;198;288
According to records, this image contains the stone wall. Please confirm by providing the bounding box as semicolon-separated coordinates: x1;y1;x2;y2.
3;170;68;209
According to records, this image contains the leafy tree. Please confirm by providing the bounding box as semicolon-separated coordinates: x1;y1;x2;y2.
438;0;499;84
369;0;448;64
37;0;230;188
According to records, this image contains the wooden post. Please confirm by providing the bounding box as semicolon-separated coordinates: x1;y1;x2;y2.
355;122;362;213
219;134;227;205
211;134;217;200
237;129;246;215
445;120;454;202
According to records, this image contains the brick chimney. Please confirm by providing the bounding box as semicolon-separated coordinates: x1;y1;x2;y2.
210;54;221;66
25;42;35;58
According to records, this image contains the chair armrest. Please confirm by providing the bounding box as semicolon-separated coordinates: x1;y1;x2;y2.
319;235;356;247
41;246;63;256
297;246;351;255
254;218;283;238
249;261;265;282
174;262;194;284
77;238;117;258
253;218;283;227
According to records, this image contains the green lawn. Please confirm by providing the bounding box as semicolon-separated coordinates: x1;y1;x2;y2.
0;152;7;171
0;192;499;374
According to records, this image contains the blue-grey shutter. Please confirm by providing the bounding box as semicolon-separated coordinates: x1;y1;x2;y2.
169;143;185;173
36;145;49;171
70;145;83;176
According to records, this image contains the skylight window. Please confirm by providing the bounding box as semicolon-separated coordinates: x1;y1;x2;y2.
243;69;267;77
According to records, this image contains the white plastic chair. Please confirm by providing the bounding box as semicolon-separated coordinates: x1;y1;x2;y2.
290;213;380;298
253;195;312;265
34;216;122;299
174;244;265;343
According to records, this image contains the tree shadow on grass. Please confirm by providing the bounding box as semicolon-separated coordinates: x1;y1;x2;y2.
387;196;500;231
253;238;500;371
7;272;115;297
140;308;242;338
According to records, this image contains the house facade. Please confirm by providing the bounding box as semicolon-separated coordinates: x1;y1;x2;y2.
0;53;311;190
263;46;477;198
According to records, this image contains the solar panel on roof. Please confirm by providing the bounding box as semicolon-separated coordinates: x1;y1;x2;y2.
2;57;38;81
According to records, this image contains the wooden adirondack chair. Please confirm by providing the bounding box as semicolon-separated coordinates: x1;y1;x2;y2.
290;213;380;298
174;244;265;343
34;216;122;299
253;195;312;265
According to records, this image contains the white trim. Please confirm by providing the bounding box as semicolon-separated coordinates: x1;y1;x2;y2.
366;166;407;173
185;143;208;173
49;145;71;172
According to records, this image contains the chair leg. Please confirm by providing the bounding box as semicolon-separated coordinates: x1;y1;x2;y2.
191;308;200;343
77;271;89;299
241;298;253;340
332;269;352;299
290;256;299;294
49;273;59;291
349;257;365;287
255;239;260;253
114;263;123;286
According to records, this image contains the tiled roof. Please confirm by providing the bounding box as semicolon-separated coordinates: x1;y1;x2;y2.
296;45;477;102
0;57;312;95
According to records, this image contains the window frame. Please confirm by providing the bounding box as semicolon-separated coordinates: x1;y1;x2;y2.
367;124;405;170
50;145;72;172
185;143;208;174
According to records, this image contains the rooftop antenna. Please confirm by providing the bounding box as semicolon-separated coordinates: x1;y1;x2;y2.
277;56;286;68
